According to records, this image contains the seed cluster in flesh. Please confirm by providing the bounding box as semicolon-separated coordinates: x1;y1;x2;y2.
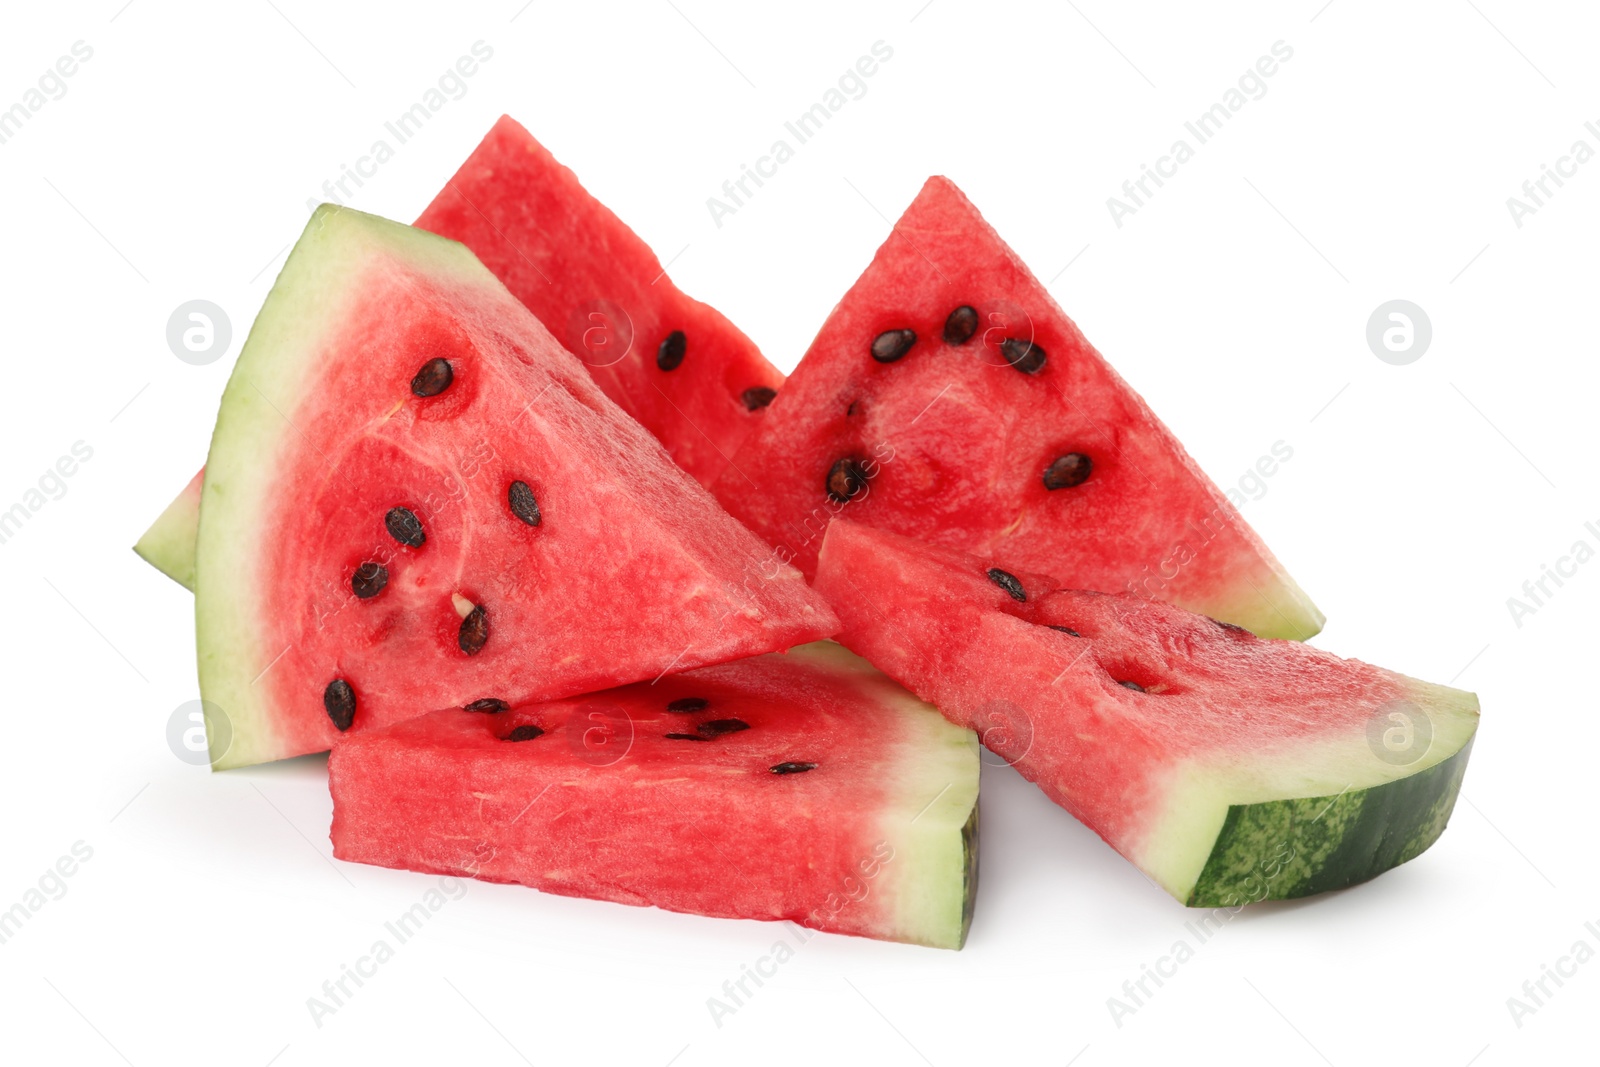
650;696;818;773
648;328;779;416
317;357;544;731
825;306;1094;510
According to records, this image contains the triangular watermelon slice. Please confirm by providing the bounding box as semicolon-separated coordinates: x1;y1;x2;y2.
136;115;780;590
330;642;980;949
814;519;1478;906
712;177;1322;640
417;115;782;486
195;205;835;769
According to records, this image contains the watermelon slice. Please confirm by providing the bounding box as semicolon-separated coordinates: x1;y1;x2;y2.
417;115;782;486
330;642;980;949
133;466;203;591
195;205;835;769
711;177;1322;640
813;519;1478;906
135;115;780;590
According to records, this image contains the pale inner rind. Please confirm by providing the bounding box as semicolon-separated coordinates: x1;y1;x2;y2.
1133;678;1481;900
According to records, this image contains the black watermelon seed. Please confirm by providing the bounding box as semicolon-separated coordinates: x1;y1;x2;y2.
1000;337;1046;374
351;561;388;599
657;330;687;371
463;698;510;714
505;725;545;742
825;457;869;503
771;761;818;775
870;328;917;363
507;480;542;527
1048;625;1081;637
1118;680;1146;692
664;732;709;742
741;386;777;411
667;697;708;713
1043;453;1093;490
458;605;489;656
943;306;979;345
697;718;750;738
323;679;356;731
987;568;1027;602
384;507;425;548
411;357;454;397
1211;618;1251;634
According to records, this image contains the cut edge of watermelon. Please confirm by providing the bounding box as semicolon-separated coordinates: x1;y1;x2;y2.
195;205;486;769
134;466;203;592
923;174;1325;643
711;175;1325;642
327;640;979;948
1143;676;1479;905
766;642;980;947
813;518;1479;909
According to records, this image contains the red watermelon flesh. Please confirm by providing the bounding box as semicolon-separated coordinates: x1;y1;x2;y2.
712;177;1321;640
135;115;780;592
195;206;835;769
329;642;980;949
814;519;1478;906
416;115;783;486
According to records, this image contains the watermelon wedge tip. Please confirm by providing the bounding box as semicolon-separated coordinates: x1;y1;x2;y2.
196;204;834;769
712;176;1322;640
416;114;783;487
135;114;782;591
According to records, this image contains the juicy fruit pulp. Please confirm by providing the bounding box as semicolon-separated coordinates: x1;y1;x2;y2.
814;520;1478;906
330;642;981;949
136;114;783;590
417;115;783;487
194;206;835;769
712;177;1322;640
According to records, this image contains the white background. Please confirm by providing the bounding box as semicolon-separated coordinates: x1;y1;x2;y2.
1;1;1594;1064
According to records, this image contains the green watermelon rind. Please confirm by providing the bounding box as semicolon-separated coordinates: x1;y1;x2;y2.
195;205;487;769
795;642;981;949
1145;679;1480;906
1186;733;1474;907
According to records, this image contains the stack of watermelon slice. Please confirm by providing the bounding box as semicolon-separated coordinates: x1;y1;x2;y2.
137;116;1478;948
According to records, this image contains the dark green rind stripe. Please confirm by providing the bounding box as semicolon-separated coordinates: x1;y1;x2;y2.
957;799;979;949
1186;733;1476;907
